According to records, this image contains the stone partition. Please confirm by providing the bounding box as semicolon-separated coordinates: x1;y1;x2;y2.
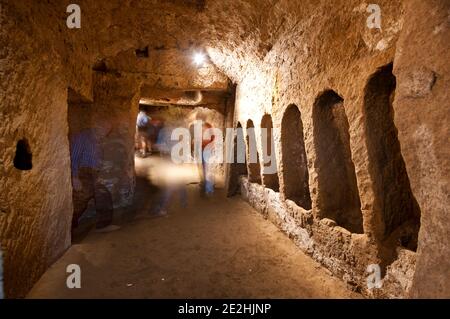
392;0;450;298
91;73;141;211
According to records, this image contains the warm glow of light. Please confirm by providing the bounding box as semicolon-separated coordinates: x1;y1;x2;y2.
193;52;206;66
135;156;200;186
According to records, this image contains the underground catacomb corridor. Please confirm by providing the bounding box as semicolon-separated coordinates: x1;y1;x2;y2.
1;0;449;305
27;156;359;299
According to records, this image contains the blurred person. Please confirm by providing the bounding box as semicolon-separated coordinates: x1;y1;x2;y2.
70;125;120;233
201;121;216;196
155;122;172;156
146;119;156;154
136;110;151;157
152;121;188;216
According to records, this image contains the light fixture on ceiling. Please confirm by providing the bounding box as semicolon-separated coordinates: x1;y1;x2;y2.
193;52;206;67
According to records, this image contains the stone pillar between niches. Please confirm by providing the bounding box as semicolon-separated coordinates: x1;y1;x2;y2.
392;0;450;299
91;73;141;214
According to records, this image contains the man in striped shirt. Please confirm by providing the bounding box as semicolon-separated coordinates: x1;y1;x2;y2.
70;129;101;185
70;127;119;232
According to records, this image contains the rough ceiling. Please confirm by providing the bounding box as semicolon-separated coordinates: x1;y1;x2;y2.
2;0;403;96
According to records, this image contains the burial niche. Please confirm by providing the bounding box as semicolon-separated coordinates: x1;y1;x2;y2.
313;91;363;233
246;120;261;184
364;63;421;250
235;122;248;176
260;114;279;192
280;105;311;209
226;122;248;197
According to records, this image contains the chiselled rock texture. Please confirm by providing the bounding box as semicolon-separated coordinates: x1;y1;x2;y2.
0;0;448;298
392;0;450;298
224;0;449;298
91;73;141;210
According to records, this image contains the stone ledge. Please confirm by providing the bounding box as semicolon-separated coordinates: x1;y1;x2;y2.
239;176;416;298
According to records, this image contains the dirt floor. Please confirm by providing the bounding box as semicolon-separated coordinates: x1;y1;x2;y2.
27;156;361;299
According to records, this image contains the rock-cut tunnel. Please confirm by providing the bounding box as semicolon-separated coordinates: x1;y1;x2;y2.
0;0;449;300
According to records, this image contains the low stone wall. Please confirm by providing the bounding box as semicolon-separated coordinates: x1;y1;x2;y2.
240;176;416;298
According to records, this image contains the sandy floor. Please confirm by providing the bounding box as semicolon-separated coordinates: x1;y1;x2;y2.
28;156;360;299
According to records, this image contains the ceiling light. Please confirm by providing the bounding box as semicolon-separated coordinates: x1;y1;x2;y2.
193;52;206;66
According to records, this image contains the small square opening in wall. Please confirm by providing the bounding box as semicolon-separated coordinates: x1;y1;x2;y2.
135;46;149;58
13;139;32;171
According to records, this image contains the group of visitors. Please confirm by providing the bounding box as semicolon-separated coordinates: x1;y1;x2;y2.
68;110;217;234
150;118;216;216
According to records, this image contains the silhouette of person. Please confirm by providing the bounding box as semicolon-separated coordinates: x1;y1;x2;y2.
201;122;215;195
70;126;119;232
136;110;151;157
153;122;188;215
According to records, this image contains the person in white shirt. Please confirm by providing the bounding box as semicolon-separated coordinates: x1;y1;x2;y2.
136;110;152;157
